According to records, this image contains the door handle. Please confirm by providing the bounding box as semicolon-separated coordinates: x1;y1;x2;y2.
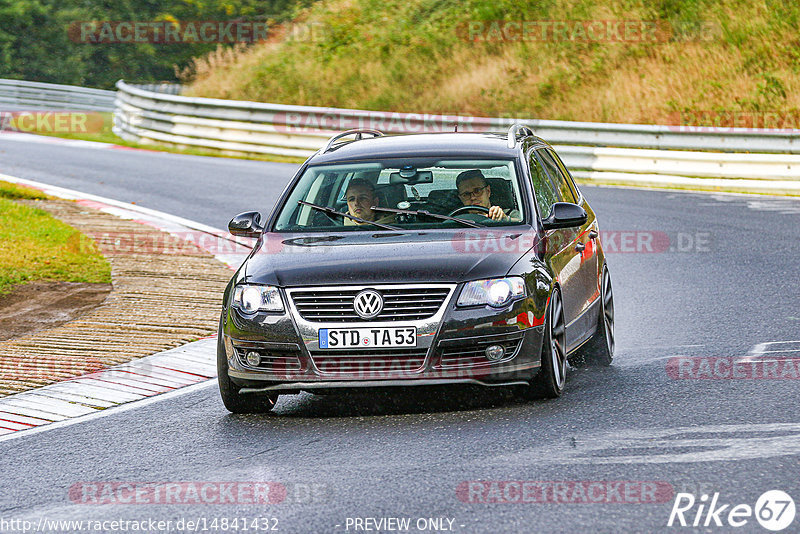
588;230;598;240
575;242;586;252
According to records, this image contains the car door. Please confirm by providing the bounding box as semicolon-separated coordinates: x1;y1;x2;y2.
527;148;582;344
538;148;599;347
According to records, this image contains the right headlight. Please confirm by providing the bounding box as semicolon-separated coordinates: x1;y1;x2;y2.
232;284;284;314
457;277;526;308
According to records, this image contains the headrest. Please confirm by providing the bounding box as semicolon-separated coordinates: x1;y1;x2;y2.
485;178;514;209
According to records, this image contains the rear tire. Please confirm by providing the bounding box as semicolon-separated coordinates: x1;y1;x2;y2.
217;316;280;414
569;266;614;367
523;289;566;399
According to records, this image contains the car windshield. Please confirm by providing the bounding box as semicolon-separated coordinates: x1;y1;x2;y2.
273;158;526;232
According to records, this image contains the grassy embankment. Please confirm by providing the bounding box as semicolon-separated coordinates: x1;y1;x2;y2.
0;181;110;294
183;0;800;126
24;0;800;183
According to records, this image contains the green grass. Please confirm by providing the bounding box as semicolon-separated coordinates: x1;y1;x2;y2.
0;182;111;294
182;0;800;126
0;181;50;200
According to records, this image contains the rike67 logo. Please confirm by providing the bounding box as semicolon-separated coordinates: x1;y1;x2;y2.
668;490;796;531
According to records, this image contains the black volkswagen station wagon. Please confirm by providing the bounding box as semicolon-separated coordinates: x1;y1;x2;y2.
218;124;614;413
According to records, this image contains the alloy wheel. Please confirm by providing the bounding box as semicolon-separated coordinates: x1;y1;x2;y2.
602;269;614;356
550;291;567;389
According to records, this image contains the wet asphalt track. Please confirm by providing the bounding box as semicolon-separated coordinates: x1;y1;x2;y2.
1;136;799;533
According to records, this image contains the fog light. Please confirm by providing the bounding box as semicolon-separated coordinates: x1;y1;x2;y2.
485;345;505;361
245;351;261;367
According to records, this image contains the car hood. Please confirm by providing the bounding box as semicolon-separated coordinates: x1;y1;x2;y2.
243;229;538;287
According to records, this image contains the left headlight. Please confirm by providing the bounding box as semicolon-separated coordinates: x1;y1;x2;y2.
232;284;284;313
457;277;526;308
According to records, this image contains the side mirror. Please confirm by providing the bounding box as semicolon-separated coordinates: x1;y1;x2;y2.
228;211;264;237
541;202;587;230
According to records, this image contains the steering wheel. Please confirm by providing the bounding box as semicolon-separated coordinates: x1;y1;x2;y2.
448;205;491;217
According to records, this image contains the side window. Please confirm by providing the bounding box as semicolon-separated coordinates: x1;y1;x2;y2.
527;150;559;218
547;148;581;201
538;149;577;204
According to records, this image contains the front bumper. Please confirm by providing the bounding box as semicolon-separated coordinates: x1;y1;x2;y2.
222;284;545;391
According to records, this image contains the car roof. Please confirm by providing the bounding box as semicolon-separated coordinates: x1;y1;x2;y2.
308;132;551;165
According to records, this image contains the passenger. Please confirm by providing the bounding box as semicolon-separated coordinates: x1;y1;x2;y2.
343;177;396;225
455;169;521;222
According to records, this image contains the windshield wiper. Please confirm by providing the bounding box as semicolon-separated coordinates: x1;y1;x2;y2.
370;206;483;228
297;200;402;231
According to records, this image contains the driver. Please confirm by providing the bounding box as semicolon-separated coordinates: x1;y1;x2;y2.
456;169;520;222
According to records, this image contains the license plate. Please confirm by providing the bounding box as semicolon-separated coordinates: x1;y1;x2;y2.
318;327;417;349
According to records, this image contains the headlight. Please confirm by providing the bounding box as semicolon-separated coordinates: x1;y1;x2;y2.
232;284;284;313
457;277;526;308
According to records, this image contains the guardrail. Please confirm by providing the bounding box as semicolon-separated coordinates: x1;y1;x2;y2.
114;79;800;152
4;78;796;193
0;79;116;112
560;146;800;194
113;79;800;194
128;83;184;95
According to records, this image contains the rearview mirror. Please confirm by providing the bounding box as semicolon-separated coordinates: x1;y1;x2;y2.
228;211;264;237
541;202;587;230
388;170;434;184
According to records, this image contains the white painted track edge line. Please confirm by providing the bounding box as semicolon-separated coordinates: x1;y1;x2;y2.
0;173;232;239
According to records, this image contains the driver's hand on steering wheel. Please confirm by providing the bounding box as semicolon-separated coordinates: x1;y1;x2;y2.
487;205;509;221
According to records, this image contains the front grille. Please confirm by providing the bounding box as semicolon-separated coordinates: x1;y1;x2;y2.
438;335;523;368
290;286;451;322
235;344;303;374
310;348;428;377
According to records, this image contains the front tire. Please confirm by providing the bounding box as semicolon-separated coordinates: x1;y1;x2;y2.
217;316;280;414
523;288;567;399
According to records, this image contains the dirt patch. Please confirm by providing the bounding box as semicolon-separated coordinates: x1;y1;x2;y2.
0;281;112;341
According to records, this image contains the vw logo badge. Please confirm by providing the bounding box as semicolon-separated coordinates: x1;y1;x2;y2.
353;289;383;319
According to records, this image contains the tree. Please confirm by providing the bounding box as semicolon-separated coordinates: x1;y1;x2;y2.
0;0;309;88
